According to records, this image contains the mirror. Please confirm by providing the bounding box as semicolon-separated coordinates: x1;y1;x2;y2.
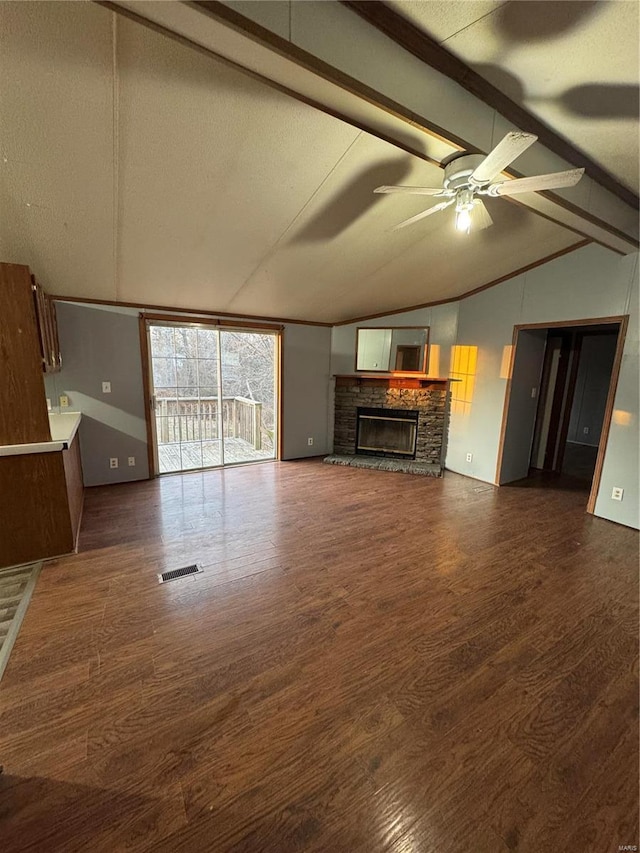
356;327;429;373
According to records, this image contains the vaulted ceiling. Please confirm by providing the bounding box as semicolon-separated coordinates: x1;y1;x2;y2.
388;0;640;195
0;1;637;324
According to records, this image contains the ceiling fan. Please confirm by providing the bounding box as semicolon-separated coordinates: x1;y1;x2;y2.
375;131;585;233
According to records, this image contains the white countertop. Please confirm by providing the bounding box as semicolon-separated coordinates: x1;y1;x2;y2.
0;412;81;458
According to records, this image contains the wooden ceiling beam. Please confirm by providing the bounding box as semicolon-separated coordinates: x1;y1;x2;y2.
342;0;639;210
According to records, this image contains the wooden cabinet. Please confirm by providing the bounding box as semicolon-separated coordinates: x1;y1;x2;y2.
0;430;84;568
0;261;83;567
0;263;52;445
32;276;62;373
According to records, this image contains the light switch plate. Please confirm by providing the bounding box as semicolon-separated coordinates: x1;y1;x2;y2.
102;381;111;394
59;395;69;408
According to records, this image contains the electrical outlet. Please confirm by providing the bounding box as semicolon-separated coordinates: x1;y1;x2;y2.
611;487;623;501
307;437;314;446
59;395;69;408
531;387;537;398
583;426;589;435
102;381;111;394
128;456;136;467
466;453;473;462
46;398;52;411
109;457;118;469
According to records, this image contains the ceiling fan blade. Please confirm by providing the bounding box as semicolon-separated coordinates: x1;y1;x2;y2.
469;131;538;186
391;200;454;231
493;168;585;196
472;199;494;231
375;185;446;196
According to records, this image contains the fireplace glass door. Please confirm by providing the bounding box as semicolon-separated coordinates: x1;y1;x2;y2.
355;407;419;459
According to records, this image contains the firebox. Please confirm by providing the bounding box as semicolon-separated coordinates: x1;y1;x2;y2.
355;407;419;459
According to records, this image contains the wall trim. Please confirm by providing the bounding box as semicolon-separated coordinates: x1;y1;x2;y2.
51;294;332;327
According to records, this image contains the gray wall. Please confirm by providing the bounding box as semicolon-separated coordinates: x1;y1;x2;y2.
44;303;149;486
499;329;547;484
567;333;618;446
282;324;332;459
594;265;639;529
45;302;332;485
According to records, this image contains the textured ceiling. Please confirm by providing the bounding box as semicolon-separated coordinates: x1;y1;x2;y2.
1;1;582;323
388;0;640;195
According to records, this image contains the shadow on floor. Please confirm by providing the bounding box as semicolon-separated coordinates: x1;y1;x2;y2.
562;441;598;482
0;772;178;852
506;441;598;494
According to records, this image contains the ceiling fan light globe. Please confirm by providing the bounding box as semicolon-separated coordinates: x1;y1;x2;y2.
455;208;472;233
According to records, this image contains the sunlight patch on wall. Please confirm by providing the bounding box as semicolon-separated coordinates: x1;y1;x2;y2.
449;345;478;417
612;409;632;426
500;345;514;380
427;344;440;376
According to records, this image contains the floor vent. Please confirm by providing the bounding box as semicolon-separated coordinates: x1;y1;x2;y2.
158;564;203;584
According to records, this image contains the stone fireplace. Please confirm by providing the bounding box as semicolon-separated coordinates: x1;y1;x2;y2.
326;374;449;476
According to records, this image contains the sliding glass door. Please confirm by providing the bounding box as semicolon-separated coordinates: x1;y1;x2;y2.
146;321;279;474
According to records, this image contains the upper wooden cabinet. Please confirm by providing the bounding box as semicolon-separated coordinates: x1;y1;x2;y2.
32;277;62;373
0;263;52;445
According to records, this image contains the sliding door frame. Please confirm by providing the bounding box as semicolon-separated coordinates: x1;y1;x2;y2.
139;312;283;478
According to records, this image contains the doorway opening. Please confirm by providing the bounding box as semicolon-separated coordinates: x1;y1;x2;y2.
497;316;627;512
141;316;280;475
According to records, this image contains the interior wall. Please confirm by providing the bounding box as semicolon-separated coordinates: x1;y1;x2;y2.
44;303;149;487
567;333;618;446
46;302;331;486
281;323;332;460
329;244;639;529
531;336;561;469
498;329;547;484
594;266;639;529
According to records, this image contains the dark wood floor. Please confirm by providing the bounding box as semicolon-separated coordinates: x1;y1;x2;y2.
0;460;637;852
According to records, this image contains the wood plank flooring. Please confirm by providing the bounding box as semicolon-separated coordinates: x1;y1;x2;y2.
0;460;637;852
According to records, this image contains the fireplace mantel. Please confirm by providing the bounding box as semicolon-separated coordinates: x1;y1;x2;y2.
334;374;450;389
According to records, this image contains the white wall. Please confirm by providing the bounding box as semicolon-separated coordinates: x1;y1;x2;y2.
329;244;639;529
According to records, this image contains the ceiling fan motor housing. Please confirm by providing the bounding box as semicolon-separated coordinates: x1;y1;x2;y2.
443;154;487;190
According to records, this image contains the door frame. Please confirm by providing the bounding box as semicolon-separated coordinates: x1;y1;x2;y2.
496;314;628;513
139;312;283;478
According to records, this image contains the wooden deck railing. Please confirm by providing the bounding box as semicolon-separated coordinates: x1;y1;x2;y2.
155;396;263;449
